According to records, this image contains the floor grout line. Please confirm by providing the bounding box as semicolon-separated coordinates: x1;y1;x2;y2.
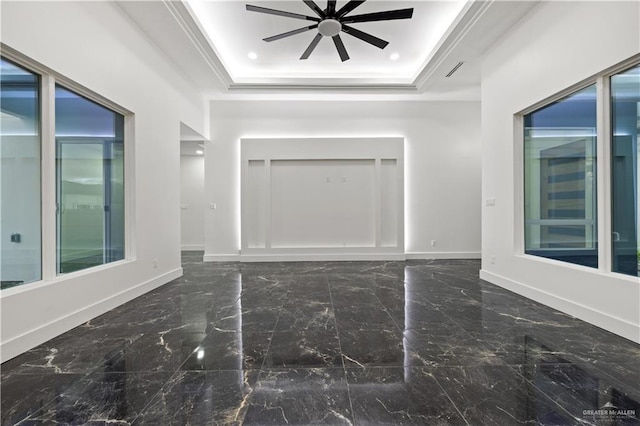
328;273;357;426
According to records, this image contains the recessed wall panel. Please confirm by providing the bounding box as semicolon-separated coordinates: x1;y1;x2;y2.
380;159;398;247
270;159;376;248
246;160;266;248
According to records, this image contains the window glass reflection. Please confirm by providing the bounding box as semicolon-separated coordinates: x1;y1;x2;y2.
0;57;41;288
55;85;124;274
611;64;640;276
524;85;598;268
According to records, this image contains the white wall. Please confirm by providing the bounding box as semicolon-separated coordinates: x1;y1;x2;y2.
205;100;481;261
180;155;205;250
0;1;206;361
240;137;404;261
480;1;640;342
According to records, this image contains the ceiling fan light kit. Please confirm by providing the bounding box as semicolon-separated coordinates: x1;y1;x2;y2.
246;0;414;62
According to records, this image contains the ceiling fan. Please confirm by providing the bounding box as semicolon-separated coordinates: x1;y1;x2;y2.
245;0;414;62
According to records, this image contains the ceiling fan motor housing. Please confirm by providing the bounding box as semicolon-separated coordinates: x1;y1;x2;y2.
318;19;341;37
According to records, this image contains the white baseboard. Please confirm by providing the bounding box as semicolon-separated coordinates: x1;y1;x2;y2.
203;252;407;262
480;269;640;344
406;251;481;260
181;245;204;251
0;268;183;363
203;251;481;263
203;253;241;262
239;253;407;262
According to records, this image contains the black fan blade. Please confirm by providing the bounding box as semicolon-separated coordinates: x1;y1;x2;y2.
327;0;337;16
336;0;365;18
300;33;323;59
246;4;320;22
341;8;413;23
332;34;350;62
303;0;326;18
264;24;319;42
341;24;388;49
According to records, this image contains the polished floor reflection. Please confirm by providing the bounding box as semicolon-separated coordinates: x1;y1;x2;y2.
2;253;640;425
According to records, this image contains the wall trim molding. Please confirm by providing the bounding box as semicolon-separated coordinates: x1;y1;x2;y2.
203;253;241;262
480;269;640;344
0;268;183;363
239;253;406;262
406;251;481;260
181;244;204;251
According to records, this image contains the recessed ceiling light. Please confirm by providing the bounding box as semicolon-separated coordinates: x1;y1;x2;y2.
248;51;258;60
196;150;204;155
390;52;400;61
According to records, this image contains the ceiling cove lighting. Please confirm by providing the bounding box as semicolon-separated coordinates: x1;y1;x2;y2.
246;0;414;62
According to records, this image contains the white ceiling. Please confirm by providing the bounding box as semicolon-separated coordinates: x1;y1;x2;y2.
186;0;467;82
116;0;540;97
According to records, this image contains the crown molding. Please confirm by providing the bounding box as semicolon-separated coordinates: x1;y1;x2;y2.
412;0;494;90
228;83;418;93
161;0;233;88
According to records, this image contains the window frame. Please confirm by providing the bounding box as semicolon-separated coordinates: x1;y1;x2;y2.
0;44;135;290
515;53;640;278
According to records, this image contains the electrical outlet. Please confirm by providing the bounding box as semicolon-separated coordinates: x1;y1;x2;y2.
490;255;496;264
430;240;437;247
153;258;158;268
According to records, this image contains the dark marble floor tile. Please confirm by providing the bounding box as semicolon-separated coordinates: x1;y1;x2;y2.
134;370;258;425
24;371;171;425
372;287;406;312
240;288;287;309
403;330;504;368
287;273;328;288
327;273;376;289
592;362;640;397
396;315;470;336
1;372;83;425
106;329;207;372
539;326;640;367
334;306;398;331
264;330;342;368
241;275;292;291
275;303;335;332
434;365;580;425
514;363;640;424
284;282;332;305
339;329;405;367
474;327;582;366
330;286;381;308
235;306;281;332
181;330;271;371
346;367;467;425
4;334;139;375
371;276;406;292
4;257;639;426
243;368;353;425
401;301;451;324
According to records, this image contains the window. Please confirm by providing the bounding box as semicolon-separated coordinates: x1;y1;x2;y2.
55;86;125;274
611;64;640;277
524;85;598;268
0;57;41;288
0;53;128;289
